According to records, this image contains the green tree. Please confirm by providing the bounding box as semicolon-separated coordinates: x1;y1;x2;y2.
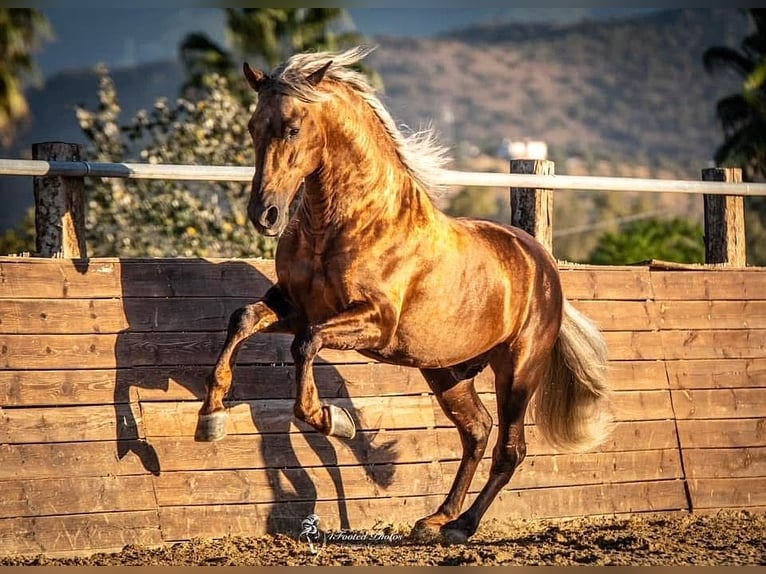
587;218;705;265
704;9;766;265
180;8;378;97
704;9;766;180
0;207;34;255
0;8;52;146
446;187;510;222
76;69;272;258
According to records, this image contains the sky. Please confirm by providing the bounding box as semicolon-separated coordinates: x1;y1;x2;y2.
34;8;661;78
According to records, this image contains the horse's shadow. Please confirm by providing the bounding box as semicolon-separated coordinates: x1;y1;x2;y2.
111;258;397;533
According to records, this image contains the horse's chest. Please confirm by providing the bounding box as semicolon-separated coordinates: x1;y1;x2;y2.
282;259;345;321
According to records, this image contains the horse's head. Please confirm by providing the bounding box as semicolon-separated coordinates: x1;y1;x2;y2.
242;61;331;236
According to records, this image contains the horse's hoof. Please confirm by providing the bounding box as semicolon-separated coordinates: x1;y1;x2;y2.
195;411;228;442
409;521;442;543
325;404;356;439
440;527;470;546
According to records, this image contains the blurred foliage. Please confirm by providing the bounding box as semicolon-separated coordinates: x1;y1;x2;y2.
587;218;705;265
445;186;511;222
76;68;275;258
0;207;34;255
0;8;52;147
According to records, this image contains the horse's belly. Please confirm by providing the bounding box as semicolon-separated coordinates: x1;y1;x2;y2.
366;318;504;369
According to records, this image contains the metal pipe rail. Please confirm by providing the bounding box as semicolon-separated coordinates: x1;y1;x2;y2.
1;158;766;196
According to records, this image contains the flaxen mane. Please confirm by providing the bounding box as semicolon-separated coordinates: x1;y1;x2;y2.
267;45;451;194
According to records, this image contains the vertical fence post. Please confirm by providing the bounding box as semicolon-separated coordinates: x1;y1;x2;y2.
701;167;745;267
510;159;554;253
32;141;87;259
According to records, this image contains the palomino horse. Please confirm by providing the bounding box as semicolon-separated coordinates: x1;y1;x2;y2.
196;46;611;543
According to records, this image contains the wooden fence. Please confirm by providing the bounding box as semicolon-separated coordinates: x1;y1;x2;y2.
1;257;764;557
0;145;764;557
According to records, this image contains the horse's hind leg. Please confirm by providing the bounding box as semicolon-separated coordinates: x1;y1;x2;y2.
196;286;294;441
441;341;551;544
411;368;492;541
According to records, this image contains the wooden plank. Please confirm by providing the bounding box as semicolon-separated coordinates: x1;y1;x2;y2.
569;300;659;331
455;448;683;490
153;448;681;508
4;334;754;387
677;418;766;448
139;387;670;442
0;333;119;369
606;360;668;391
558;266;653;300
140;396;438;438
150;420;678;473
0;258;122;299
0;475;156;519
661;329;766;360
683;447;766;479
0;403;142;444
135;363;439;403
118;258;276;298
158;480;688;541
671;389;766;420
0;299;127;334
0;369;132;406
658;300;766;330
608;390;675;421
688;477;766;509
135;360;668;402
154;461;448;506
487;479;688;520
602;331;665;361
0;359;670;407
650;269;766;301
665;358;766;389
0;332;370;369
155;429;447;474
0;441;155;480
0;510;161;557
0;297;256;334
0;363;434;407
0;257;277;299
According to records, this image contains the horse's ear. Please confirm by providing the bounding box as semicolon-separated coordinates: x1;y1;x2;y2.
306;61;332;86
243;62;266;92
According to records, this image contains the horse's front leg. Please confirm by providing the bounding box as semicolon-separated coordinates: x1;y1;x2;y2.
290;301;393;439
196;285;296;441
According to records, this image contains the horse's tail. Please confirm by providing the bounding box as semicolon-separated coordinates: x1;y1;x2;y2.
534;298;612;452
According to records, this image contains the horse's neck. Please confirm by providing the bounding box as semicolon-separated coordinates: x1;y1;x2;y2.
300;120;439;238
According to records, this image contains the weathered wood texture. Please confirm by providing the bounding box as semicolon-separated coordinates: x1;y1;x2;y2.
32;142;87;259
702;167;746;267
0;257;763;557
510;159;554;252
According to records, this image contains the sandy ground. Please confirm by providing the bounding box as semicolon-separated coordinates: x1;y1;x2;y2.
2;510;764;566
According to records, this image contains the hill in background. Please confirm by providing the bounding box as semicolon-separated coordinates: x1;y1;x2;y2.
369;9;746;176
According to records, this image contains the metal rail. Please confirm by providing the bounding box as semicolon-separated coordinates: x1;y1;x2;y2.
1;158;765;196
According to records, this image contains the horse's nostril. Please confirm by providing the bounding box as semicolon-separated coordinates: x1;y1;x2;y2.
261;206;279;228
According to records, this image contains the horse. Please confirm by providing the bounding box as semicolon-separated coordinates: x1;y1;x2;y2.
195;45;611;544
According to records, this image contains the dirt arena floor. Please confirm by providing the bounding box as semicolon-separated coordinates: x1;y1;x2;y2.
2;510;764;566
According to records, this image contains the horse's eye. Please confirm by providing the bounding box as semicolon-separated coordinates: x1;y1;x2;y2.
287;127;300;139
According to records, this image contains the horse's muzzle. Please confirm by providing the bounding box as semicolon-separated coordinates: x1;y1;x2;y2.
249;201;284;236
